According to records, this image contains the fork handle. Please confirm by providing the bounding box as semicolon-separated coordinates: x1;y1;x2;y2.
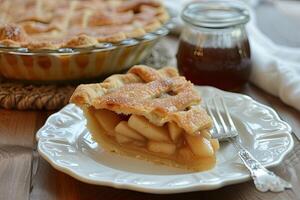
229;138;292;192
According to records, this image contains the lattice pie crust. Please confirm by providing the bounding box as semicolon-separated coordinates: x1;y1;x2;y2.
70;65;219;171
0;0;169;49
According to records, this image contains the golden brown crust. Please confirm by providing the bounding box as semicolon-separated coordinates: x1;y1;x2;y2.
144;20;162;33
23;41;60;50
96;32;127;43
0;39;22;47
70;65;212;134
62;34;98;48
0;0;169;50
170;106;212;134
0;24;27;43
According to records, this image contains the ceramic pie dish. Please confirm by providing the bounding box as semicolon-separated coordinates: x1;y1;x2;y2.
0;0;171;82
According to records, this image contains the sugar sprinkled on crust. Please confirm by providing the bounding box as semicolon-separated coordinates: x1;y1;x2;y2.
70;65;212;134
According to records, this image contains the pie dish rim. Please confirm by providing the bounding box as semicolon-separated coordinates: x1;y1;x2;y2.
0;21;173;55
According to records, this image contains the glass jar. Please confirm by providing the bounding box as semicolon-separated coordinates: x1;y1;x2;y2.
177;1;251;91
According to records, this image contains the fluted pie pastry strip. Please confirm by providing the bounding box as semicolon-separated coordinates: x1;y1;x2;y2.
70;65;219;171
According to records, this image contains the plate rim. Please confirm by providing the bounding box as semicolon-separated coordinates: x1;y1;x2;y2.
36;86;294;194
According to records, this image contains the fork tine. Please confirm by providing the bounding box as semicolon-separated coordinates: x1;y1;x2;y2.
213;97;229;133
204;99;221;134
220;96;237;132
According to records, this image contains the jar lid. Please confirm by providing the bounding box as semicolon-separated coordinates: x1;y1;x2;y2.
181;0;250;28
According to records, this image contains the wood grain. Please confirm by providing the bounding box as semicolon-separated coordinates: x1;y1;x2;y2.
0;110;51;200
0;110;50;148
0;146;32;200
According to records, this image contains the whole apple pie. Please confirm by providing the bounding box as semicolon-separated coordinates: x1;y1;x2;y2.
70;65;219;171
0;0;169;49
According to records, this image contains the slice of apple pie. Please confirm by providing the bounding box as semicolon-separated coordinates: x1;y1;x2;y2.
70;65;219;171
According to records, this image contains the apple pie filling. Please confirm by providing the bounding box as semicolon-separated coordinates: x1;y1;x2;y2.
86;108;219;170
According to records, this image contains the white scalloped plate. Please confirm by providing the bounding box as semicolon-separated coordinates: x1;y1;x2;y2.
36;86;294;194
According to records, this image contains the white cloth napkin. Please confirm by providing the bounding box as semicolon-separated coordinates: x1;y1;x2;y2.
248;8;300;111
164;0;300;111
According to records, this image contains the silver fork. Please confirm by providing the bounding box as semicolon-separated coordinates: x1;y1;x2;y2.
204;96;292;192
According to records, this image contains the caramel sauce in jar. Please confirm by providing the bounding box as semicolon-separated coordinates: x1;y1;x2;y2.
177;39;251;90
177;1;251;91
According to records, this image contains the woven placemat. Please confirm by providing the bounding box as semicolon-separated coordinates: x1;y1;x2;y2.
0;43;172;110
0;82;75;110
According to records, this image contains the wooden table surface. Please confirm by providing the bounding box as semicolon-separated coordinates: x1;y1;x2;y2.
1;3;300;200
